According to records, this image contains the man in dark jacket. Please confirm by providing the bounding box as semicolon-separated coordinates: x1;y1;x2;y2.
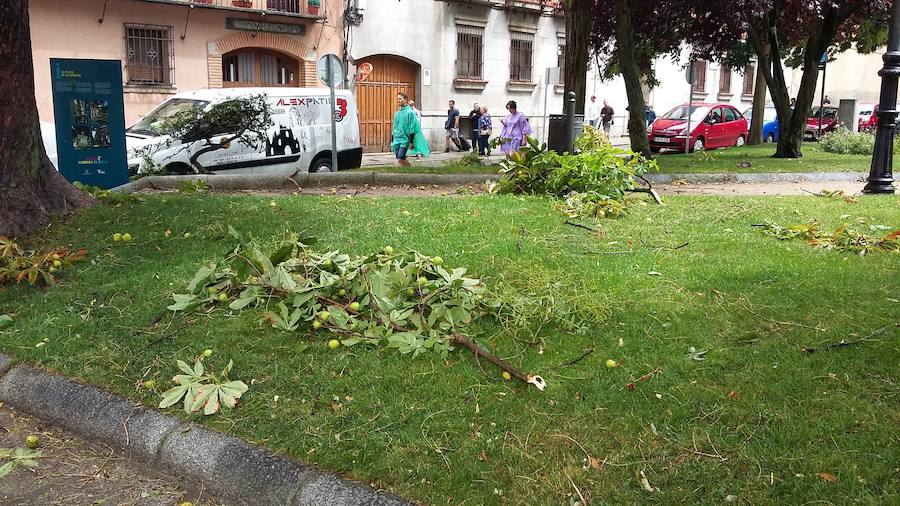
469;103;482;153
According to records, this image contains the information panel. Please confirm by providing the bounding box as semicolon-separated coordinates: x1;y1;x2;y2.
50;59;128;189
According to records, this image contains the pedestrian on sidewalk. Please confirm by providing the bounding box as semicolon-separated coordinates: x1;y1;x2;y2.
586;96;601;128
600;99;615;137
469;102;482;153
645;105;656;126
445;100;460;152
409;99;423;124
392;92;430;167
499;100;532;155
477;106;492;156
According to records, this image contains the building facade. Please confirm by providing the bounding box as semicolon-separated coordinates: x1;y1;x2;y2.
586;47;885;137
345;0;566;152
30;0;344;125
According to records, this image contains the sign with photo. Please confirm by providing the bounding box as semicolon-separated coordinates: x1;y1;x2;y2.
50;59;128;189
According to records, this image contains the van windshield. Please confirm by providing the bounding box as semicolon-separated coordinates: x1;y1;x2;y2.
127;99;209;137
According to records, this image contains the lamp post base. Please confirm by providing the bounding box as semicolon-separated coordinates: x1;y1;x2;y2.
863;178;896;194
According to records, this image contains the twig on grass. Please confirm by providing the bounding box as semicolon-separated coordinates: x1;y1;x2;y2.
801;323;897;353
564;220;598;233
560;347;594;367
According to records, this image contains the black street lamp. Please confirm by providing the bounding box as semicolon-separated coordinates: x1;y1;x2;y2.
864;0;900;194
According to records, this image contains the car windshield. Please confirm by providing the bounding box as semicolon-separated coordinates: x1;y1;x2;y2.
127;99;209;137
809;108;837;120
661;105;710;122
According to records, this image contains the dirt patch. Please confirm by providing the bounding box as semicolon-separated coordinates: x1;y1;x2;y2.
656;179;866;196
0;405;222;506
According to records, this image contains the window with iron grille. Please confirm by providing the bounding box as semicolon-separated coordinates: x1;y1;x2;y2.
125;24;174;86
456;25;484;79
742;63;755;96
691;60;707;94
718;68;732;94
509;32;534;82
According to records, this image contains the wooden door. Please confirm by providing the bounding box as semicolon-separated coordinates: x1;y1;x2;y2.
355;55;417;153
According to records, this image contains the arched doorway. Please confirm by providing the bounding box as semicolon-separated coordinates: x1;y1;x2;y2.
355;55;419;152
222;48;300;87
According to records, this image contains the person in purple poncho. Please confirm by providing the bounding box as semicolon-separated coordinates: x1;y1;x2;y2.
499;100;532;155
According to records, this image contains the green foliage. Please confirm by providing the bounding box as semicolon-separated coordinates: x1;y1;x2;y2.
178;180;209;194
756;220;900;255
73;181;137;204
497;127;657;219
168;228;592;358
0;236;86;286
159;356;248;415
0;448;43;479
819;129;889;155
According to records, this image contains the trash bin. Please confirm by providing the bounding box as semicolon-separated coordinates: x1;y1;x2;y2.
547;114;584;153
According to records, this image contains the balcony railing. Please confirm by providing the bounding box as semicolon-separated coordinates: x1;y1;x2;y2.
147;0;321;17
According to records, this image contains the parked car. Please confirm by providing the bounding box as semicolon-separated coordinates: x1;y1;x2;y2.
804;106;841;140
126;87;363;175
648;103;748;153
40;121;59;170
742;106;780;143
858;104;877;132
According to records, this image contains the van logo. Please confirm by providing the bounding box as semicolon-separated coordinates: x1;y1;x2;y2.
275;97;349;123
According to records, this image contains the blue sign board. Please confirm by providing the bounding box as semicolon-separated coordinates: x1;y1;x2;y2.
50;59;128;189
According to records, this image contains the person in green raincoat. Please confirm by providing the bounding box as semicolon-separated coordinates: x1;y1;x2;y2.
391;92;430;166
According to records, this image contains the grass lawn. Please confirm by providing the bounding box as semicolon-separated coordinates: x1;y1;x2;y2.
654;143;876;174
1;193;898;504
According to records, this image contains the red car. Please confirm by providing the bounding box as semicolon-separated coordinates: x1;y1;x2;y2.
859;105;877;133
805;106;841;140
648;103;749;153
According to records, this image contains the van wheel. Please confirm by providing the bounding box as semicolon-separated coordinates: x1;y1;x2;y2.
164;163;194;175
766;132;775;143
311;157;333;173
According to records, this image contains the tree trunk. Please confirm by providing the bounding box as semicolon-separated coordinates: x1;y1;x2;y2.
747;44;769;145
564;0;590;115
0;0;94;237
614;0;650;157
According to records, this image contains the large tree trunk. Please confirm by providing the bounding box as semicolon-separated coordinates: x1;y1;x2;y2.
748;3;851;158
563;0;590;115
0;0;94;237
747;44;769;145
614;0;650;157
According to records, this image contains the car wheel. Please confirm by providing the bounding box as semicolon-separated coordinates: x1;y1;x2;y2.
692;138;705;152
650;146;661;153
164;163;194;175
311;157;333;173
735;135;746;147
766;133;775;143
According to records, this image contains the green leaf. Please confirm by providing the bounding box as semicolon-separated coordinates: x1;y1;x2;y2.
0;461;14;479
187;265;216;293
269;243;294;266
228;225;246;243
0;314;12;329
159;383;190;409
177;360;195;376
229;285;262;310
167;293;200;312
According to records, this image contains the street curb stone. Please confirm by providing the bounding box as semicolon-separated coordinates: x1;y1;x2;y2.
0;353;12;376
0;363;412;505
113;171;866;194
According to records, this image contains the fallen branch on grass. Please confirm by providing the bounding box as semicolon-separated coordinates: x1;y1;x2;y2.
801;323;897;353
564;220;598;232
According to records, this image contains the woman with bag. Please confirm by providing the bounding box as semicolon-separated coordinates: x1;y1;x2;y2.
477;106;492;156
499;101;532;155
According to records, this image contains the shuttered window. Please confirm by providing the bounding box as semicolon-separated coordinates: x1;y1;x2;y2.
742;63;755;96
456;25;484;79
509;31;534;82
691;60;707;94
719;68;732;94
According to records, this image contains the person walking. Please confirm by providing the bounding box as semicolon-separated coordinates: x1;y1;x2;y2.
600;99;615;136
477;106;492;156
645;105;656;126
499;100;532;155
409;99;423;124
444;99;460;152
586;96;601;128
391;92;430;167
468;102;482;153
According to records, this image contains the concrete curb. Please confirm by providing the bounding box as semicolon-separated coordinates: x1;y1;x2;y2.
0;356;411;506
113;171;866;193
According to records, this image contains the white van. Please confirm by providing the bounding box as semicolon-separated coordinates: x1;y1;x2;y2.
126;88;362;175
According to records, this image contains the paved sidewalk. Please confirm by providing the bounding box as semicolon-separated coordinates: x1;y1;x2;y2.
0;405;222;506
360;135;632;167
